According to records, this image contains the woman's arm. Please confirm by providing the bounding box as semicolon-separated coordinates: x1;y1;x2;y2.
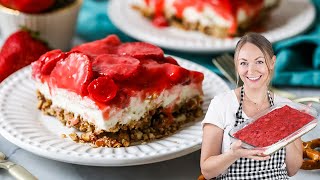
200;124;237;179
285;138;303;176
200;124;270;179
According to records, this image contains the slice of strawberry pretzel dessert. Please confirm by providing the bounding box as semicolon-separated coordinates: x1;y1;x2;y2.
31;35;204;147
133;0;280;37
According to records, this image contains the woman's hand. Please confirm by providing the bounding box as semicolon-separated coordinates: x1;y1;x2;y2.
230;140;271;160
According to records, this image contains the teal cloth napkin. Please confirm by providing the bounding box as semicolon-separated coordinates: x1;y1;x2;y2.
273;0;320;87
77;0;320;87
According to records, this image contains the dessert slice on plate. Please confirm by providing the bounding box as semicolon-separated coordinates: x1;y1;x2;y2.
133;0;280;37
32;35;204;147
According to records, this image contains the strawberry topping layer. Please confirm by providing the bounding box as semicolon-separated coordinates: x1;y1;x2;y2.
32;34;204;109
234;105;314;147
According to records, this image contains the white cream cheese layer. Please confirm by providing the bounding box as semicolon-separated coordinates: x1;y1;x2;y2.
183;6;231;28
36;81;202;132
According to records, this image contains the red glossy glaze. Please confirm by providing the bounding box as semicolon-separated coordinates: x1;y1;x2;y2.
32;35;204;117
154;0;167;27
106;59;192;108
145;0;169;27
234;105;314;147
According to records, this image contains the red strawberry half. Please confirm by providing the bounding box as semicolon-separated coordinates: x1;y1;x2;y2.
116;42;164;60
49;52;93;96
87;76;118;103
92;54;140;81
0;30;49;82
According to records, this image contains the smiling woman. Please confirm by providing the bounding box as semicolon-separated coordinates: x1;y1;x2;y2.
200;32;304;180
234;34;276;115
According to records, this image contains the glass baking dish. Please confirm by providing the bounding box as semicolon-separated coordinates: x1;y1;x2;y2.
229;102;318;156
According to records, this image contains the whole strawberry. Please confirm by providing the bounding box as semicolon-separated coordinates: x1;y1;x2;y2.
0;0;55;13
0;30;49;82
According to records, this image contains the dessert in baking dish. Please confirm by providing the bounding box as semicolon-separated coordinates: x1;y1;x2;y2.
234;105;314;147
133;0;280;37
32;34;204;147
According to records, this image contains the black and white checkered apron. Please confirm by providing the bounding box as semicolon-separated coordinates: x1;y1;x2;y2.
217;86;288;180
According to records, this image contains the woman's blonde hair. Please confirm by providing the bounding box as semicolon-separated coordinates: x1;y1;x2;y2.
234;32;275;87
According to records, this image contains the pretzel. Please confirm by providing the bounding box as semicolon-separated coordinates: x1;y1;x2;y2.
198;174;206;180
301;138;320;170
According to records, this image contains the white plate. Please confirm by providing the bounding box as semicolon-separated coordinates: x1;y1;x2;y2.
108;0;316;53
0;57;229;166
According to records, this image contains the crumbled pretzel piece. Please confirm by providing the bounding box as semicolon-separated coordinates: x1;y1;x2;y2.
301;138;320;170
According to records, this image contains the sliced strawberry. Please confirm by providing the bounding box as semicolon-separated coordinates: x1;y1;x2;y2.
164;63;189;84
152;15;169;27
50;52;93;96
39;49;66;75
130;60;189;89
88;77;118;103
116;42;164;60
163;56;179;65
190;71;204;83
71;34;121;57
92;54;140;81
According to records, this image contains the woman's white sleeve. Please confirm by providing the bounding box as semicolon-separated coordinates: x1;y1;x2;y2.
201;97;225;130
